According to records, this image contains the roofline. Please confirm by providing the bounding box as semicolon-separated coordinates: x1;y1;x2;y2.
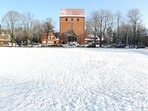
60;15;85;17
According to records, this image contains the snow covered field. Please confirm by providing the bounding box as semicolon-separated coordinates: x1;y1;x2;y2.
0;47;148;111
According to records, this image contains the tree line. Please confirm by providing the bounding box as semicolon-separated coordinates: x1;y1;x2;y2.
1;8;147;47
86;8;146;47
1;11;55;47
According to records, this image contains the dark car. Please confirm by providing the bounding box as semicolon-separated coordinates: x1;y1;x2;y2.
77;44;85;47
136;45;145;48
116;44;125;48
87;43;96;48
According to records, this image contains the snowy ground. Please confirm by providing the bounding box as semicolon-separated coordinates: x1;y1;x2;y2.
0;47;148;111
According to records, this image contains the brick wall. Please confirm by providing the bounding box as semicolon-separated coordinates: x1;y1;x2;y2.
60;17;85;44
60;8;85;44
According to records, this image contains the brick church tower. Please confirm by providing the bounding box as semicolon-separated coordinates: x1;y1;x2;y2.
60;8;85;44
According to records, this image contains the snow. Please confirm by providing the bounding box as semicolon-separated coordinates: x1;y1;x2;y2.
0;47;148;111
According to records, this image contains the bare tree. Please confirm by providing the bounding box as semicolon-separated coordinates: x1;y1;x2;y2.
15;27;25;46
85;18;93;35
115;11;122;44
20;12;34;47
2;11;20;46
43;18;54;46
127;8;142;47
32;19;43;43
119;22;131;45
90;9;113;47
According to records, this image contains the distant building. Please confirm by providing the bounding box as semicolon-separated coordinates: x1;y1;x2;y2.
60;8;85;44
0;25;11;46
139;29;148;46
85;34;105;44
41;32;59;45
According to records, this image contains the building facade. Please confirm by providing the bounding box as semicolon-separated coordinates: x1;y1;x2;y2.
60;8;85;44
139;30;148;46
0;25;11;46
41;32;59;45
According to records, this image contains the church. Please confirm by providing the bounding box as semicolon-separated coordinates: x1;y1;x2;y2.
60;8;85;44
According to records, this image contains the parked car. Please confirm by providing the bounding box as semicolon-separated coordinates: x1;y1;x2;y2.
56;44;64;47
101;44;111;48
116;44;125;48
136;45;145;48
32;43;41;47
77;44;86;47
41;44;47;47
125;45;134;48
65;44;76;48
87;43;96;48
50;44;64;47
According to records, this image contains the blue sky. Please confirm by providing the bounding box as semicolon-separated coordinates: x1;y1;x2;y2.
0;0;148;31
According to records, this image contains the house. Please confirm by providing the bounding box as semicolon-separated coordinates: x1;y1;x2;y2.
139;29;148;46
0;27;11;46
41;32;59;45
85;34;105;44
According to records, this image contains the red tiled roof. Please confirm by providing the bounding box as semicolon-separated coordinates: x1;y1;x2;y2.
41;32;57;41
42;32;56;37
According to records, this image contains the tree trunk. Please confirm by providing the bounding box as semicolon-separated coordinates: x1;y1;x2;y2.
11;36;14;47
133;29;136;47
26;36;29;47
11;27;14;47
46;32;48;46
11;33;14;47
99;36;102;47
94;37;97;47
94;26;97;47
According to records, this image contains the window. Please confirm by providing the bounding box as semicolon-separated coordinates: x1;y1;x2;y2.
65;18;67;21
77;18;79;21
